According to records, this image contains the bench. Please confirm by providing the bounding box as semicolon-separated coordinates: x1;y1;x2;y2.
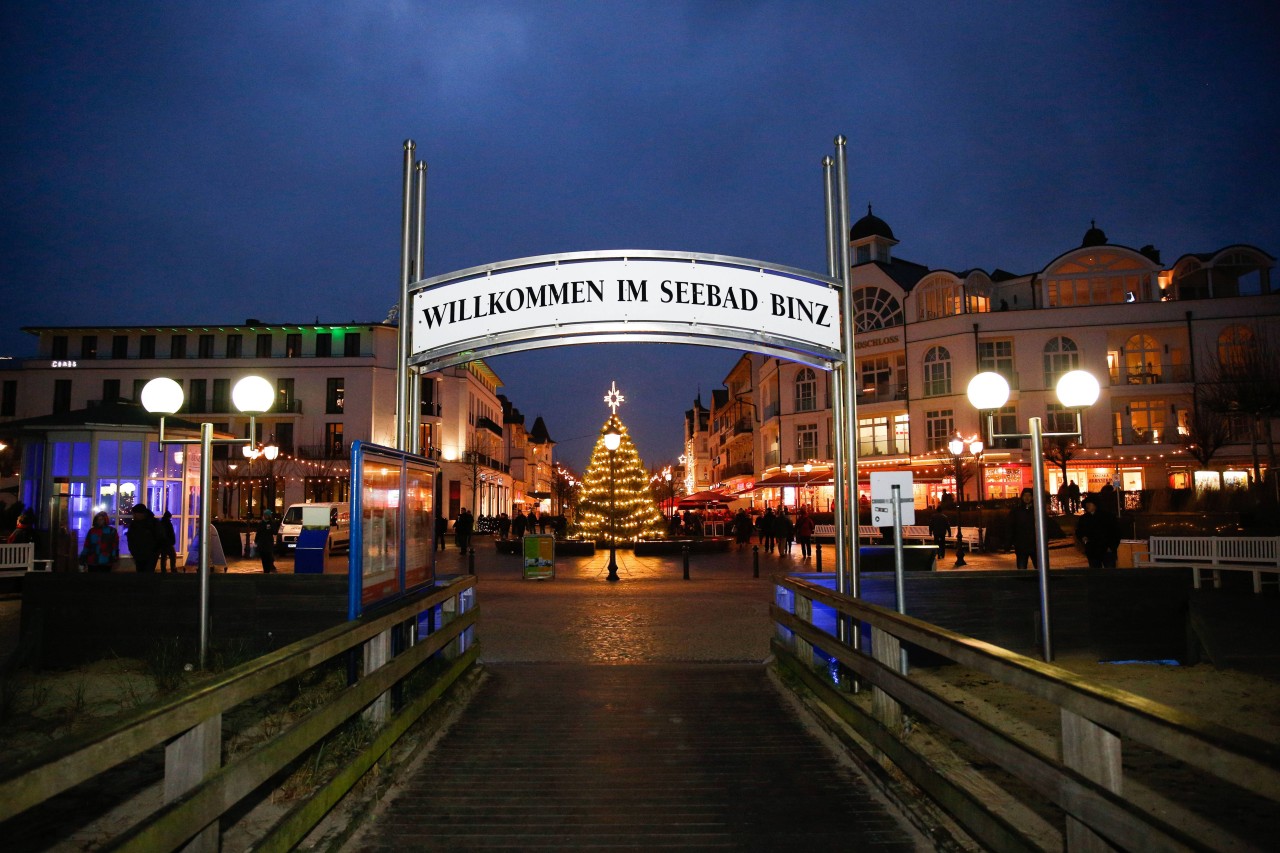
0;542;37;578
813;525;885;543
813;524;983;550
1135;536;1280;594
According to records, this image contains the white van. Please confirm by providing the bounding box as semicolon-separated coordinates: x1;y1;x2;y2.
279;502;351;553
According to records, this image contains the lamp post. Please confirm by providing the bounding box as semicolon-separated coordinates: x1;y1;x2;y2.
603;427;621;581
142;375;273;669
945;435;984;567
966;369;1100;661
243;438;280;515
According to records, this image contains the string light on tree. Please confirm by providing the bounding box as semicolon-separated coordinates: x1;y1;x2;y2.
574;383;665;544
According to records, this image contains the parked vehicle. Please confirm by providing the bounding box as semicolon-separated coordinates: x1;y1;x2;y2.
278;502;350;553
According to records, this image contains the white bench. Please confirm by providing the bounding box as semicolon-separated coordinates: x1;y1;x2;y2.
813;524;983;550
1135;536;1280;593
0;542;36;578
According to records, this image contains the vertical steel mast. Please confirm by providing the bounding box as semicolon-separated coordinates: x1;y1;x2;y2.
396;140;416;451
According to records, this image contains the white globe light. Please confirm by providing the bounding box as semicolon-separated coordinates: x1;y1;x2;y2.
603;430;621;452
232;376;275;414
141;377;184;414
1056;370;1100;409
948;437;965;456
967;372;1010;411
970;439;984;455
262;444;280;461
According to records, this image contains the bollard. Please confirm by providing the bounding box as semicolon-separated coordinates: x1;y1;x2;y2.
753;545;759;578
816;542;823;572
468;547;475;575
682;545;690;580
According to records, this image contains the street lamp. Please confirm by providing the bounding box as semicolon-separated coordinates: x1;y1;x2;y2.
142;375;273;668
243;439;280;516
945;435;983;567
603;427;621;582
966;369;1100;661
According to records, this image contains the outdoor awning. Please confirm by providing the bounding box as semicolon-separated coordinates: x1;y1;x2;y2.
677;489;730;507
741;471;832;491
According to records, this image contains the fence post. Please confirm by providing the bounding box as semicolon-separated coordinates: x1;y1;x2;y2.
816;542;823;572
468;547;475;575
793;594;815;669
682;545;690;580
164;714;222;852
870;625;903;733
753;545;759;578
1061;709;1122;852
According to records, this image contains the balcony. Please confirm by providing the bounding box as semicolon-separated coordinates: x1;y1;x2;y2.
1112;427;1180;446
716;461;754;479
420;401;443;417
476;416;504;437
856;384;907;404
1108;363;1193;386
298;443;346;460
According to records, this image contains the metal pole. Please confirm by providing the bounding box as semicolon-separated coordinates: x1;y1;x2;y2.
198;422;212;670
891;484;908;674
407;160;427;456
834;135;860;601
823;155;852;647
607;451;619;581
1029;416;1054;661
395;140;415;451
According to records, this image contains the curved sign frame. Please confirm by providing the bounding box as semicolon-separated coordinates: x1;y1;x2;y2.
408;250;844;372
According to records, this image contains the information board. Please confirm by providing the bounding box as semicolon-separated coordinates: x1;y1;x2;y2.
522;534;555;580
870;471;916;527
349;442;438;618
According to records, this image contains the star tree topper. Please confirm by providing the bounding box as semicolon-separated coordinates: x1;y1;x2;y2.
603;381;625;414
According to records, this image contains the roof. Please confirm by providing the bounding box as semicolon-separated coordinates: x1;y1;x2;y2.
868;258;930;292
850;205;895;241
0;400;208;433
529;416;555;444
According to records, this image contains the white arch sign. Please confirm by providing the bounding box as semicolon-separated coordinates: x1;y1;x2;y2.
409;250;843;372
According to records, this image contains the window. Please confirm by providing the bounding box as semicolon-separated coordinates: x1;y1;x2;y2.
794;368;817;412
978;340;1014;382
1045;402;1076;433
274;423;294;455
325;423;345;457
326;378;345;414
170;334;187;358
796;424;818;459
924;409;954;451
915;274;964;321
81;335;98;359
132;378;147;403
850;287;903;331
1217;325;1254;371
1045;250;1155;306
1122;334;1162;381
1;380;16;416
343;332;361;357
112;335;128;359
894;414;910;454
225;334;242;358
139;335;156;359
51;335;68;359
315;332;332;357
923;346;952;397
188;379;207;414
285;333;301;358
277;378;295;412
1127;399;1166;444
256;334;273;358
198;334;215;358
53;379;72;414
102;379;120;403
212;378;230;412
1043;336;1079;386
858;416;889;456
990;404;1020;449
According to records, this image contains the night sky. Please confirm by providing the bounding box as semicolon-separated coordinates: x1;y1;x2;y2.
3;2;1277;472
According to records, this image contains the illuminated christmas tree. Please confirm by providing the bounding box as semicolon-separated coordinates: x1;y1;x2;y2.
575;384;666;543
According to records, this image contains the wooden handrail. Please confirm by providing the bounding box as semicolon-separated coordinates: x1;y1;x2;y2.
0;575;478;850
772;573;1280;850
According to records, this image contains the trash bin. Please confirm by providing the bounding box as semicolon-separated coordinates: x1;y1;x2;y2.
1117;539;1145;568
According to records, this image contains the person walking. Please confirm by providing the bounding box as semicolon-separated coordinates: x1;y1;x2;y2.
79;511;120;572
256;509;279;573
127;504;160;573
1075;496;1120;568
434;514;448;551
157;510;178;573
733;508;753;546
1007;487;1038;570
794;508;815;559
760;507;776;553
775;508;794;555
456;508;474;552
928;509;951;560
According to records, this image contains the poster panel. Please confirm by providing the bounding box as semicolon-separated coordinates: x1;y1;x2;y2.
359;453;401;608
404;457;434;590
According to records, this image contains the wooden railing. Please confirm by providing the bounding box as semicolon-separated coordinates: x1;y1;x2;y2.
0;575;478;852
771;574;1280;852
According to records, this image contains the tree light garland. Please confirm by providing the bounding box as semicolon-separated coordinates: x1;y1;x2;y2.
574;413;665;543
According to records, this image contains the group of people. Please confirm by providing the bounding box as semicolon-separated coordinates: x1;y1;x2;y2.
709;506;818;558
77;504;179;573
1055;480;1083;514
1007;485;1123;569
435;508;573;553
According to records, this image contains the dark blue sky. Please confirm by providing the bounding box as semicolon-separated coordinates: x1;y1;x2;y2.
3;2;1277;472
